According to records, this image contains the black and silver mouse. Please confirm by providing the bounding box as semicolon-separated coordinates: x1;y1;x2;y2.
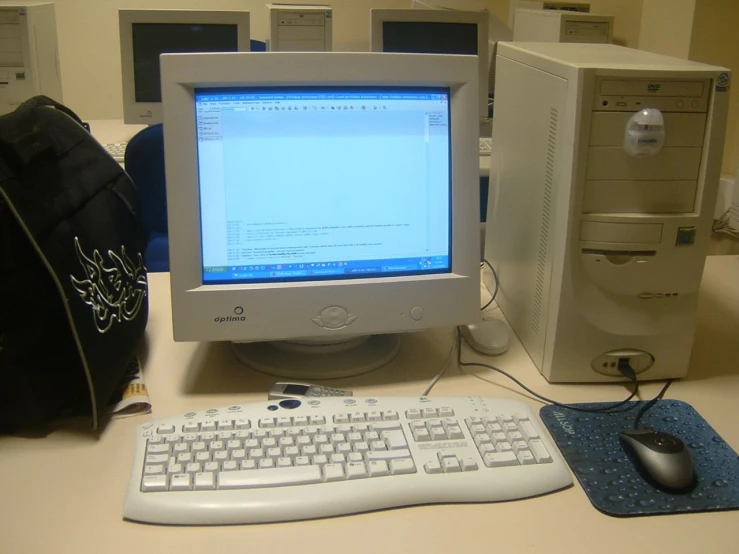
619;429;696;491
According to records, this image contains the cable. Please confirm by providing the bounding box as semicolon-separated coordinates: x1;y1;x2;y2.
420;328;459;397
633;380;673;430
456;327;641;413
480;258;498;311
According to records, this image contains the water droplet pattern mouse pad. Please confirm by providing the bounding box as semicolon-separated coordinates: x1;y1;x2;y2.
539;400;739;517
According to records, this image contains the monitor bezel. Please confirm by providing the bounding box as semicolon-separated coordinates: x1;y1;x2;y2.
369;9;489;119
118;9;251;125
161;52;480;343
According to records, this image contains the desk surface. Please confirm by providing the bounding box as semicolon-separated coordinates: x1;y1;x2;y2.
1;256;738;553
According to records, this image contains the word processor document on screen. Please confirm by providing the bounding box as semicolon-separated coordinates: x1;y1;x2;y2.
195;88;452;284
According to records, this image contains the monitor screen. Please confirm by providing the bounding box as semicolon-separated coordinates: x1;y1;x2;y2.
132;23;238;103
195;87;452;285
381;21;478;55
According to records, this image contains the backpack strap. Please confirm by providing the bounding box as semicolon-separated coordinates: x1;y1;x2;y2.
0;96;86;169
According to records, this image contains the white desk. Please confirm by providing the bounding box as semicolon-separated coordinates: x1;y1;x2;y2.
1;256;738;554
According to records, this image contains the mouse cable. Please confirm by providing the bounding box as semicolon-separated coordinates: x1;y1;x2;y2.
480;258;498;311
420;328;459;397
456;327;643;413
632;380;673;430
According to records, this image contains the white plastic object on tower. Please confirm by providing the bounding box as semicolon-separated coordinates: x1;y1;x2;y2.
623;108;665;157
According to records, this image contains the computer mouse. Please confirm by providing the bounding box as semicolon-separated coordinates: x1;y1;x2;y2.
619;429;696;491
460;319;509;355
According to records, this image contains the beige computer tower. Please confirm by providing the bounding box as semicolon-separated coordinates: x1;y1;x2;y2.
267;4;332;52
0;2;62;115
484;42;730;382
513;8;613;43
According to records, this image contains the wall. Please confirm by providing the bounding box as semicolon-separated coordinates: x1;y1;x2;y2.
638;0;695;58
51;0;411;120
52;0;647;120
689;0;739;176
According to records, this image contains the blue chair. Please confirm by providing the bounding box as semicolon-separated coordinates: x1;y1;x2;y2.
124;124;169;272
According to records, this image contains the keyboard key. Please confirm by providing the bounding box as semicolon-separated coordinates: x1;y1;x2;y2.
346;462;368;480
438;407;455;417
460;457;478;471
146;444;170;454
441;457;461;473
144;464;165;475
382;410;399;420
259;418;276;428
217;420;234;431
323;463;345;482
528;439;553;463
146;454;169;465
389;458;416;475
259;459;275;469
518;420;540;440
366;448;411;461
381;430;408;450
200;421;216;432
182;422;199;433
141;475;168;492
412;428;430;442
368;460;390;477
517;451;536;465
482;452;518;468
194;472;216;490
405;409;422;419
218;465;323;489
235;419;250;430
424;460;442;474
157;424;175;435
240;460;257;470
446;425;464;440
430;427;446;441
370;421;401;432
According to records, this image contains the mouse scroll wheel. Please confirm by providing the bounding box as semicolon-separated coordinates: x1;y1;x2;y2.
653;436;677;447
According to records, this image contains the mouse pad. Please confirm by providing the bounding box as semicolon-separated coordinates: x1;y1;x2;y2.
539;400;739;517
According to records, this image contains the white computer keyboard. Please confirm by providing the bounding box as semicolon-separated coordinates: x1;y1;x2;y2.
103;142;127;162
123;396;572;525
479;137;492;156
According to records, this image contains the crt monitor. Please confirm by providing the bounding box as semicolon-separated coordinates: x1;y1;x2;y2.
160;52;481;379
369;9;489;119
118;9;251;125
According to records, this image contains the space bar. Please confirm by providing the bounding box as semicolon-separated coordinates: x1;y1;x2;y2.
218;466;323;489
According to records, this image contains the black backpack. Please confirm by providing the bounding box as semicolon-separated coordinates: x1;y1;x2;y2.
0;96;149;432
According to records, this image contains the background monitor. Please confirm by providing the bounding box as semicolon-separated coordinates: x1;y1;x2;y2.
370;9;489;119
119;9;251;125
160;51;481;379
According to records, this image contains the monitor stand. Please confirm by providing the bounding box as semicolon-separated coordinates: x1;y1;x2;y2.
231;334;401;379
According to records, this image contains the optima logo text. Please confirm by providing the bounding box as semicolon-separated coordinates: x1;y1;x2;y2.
214;316;245;323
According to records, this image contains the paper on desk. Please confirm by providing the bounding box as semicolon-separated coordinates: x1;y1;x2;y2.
108;354;152;419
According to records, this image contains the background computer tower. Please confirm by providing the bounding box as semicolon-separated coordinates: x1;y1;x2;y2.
512;9;613;44
267;4;332;52
484;42;730;382
0;2;62;115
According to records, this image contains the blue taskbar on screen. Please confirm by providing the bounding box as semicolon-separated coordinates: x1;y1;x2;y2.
203;255;450;284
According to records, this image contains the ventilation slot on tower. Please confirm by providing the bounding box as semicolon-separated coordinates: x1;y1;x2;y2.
532;107;557;335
